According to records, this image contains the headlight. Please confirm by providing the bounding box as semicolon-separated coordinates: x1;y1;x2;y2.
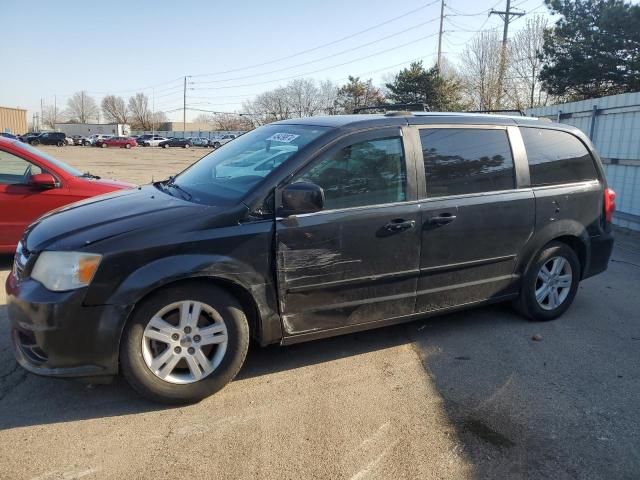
31;251;102;291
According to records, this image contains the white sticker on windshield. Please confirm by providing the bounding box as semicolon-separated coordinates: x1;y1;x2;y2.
267;133;300;143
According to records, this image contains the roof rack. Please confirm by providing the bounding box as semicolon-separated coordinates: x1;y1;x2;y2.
465;109;527;116
353;103;430;114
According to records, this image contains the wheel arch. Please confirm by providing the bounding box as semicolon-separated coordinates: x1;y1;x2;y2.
517;220;591;280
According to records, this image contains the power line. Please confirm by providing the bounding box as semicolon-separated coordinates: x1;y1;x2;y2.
190;0;441;78
192;17;441;85
190;32;440;91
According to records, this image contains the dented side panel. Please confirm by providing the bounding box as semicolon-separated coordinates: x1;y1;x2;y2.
276;203;421;335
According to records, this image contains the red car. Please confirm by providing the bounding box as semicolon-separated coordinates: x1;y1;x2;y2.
96;136;137;149
0;137;134;253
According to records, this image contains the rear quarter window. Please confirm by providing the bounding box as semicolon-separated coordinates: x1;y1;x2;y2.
520;128;599;186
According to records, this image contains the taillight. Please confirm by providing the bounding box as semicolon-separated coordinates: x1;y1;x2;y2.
604;188;616;223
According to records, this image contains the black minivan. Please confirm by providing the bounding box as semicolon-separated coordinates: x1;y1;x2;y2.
6;112;615;403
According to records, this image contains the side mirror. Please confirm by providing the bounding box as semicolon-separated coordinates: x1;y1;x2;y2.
279;182;324;216
30;173;57;189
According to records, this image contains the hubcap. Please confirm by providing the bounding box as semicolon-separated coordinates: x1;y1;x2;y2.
142;300;228;384
535;256;572;311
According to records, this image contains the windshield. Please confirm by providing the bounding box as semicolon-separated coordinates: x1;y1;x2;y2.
169;124;329;205
16;141;83;177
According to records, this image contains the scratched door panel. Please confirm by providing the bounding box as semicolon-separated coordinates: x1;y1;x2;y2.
276;202;421;335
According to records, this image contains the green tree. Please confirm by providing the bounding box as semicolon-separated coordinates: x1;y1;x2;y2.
385;61;465;111
334;76;385;114
540;0;640;100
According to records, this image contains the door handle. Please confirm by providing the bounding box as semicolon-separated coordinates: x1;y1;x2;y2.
429;213;457;225
384;219;416;232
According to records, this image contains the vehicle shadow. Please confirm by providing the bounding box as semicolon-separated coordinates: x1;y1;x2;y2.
0;255;12;270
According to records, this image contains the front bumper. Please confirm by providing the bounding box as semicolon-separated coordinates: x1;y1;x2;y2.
6;272;132;378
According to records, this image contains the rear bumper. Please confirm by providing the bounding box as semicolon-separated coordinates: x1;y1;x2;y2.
6;272;132;378
584;231;614;279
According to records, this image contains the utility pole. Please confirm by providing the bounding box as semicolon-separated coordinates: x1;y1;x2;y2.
81;91;85;123
183;76;187;136
490;0;524;108
437;0;445;71
54;95;57;127
40;98;43;129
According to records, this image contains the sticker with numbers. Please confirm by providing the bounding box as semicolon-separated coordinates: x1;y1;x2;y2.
267;133;300;143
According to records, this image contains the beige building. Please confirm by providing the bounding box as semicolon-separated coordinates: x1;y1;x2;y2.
0;106;27;135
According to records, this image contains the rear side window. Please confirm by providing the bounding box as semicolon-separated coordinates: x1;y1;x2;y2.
521;128;598;186
420;128;515;198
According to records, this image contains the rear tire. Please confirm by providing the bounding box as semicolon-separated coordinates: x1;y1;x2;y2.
120;284;249;404
163;144;169;149
125;143;131;149
515;241;581;321
30;140;39;146
213;141;221;149
101;143;107;148
56;140;64;147
184;144;190;149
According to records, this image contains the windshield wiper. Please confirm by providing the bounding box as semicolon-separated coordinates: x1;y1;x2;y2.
79;172;101;179
165;179;193;201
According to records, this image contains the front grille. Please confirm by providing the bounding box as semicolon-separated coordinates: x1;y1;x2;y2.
12;242;30;280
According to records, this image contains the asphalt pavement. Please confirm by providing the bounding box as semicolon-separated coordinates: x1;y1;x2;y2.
0;230;638;480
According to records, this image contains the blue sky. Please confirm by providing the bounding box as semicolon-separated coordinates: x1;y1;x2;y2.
0;0;552;121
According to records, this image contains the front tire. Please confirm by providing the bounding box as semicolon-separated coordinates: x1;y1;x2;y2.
101;143;107;148
515;241;580;321
163;144;169;149
120;284;249;404
125;143;131;149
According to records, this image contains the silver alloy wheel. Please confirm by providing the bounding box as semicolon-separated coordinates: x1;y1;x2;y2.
142;300;228;384
535;256;572;311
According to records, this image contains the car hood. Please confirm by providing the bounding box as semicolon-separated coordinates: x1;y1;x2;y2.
24;185;210;252
80;177;136;190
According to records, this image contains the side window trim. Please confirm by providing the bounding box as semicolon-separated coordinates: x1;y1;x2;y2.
277;127;417;215
415;124;517;199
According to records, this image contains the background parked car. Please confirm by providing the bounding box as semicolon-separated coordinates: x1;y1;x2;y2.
96;136;137;149
159;137;192;148
19;132;42;144
210;134;237;149
0;136;134;252
140;135;168;147
86;134;114;146
0;132;18;140
70;135;87;146
190;137;211;147
29;132;67;147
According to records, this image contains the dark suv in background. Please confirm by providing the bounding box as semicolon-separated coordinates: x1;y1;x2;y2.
6;112;615;404
28;132;67;147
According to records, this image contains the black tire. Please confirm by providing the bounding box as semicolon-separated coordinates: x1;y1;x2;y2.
184;143;190;149
83;141;91;146
515;241;581;321
125;143;131;149
30;140;39;146
120;283;250;404
213;141;221;149
163;144;169;149
101;143;107;148
56;140;64;147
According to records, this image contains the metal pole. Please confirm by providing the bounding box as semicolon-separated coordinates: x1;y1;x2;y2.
490;0;523;109
183;76;187;136
40;98;43;129
437;0;445;70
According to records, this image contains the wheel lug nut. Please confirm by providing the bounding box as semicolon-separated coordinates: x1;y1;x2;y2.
171;334;179;341
193;335;201;342
188;347;195;355
184;326;192;334
174;346;182;354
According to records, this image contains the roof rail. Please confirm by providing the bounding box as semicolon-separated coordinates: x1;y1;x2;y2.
465;109;527;116
353;103;430;114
